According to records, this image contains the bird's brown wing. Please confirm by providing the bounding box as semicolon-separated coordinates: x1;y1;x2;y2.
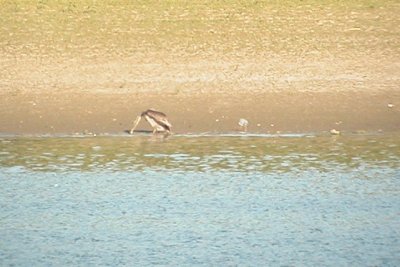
146;110;172;129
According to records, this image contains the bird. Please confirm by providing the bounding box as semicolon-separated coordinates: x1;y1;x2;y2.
130;109;172;134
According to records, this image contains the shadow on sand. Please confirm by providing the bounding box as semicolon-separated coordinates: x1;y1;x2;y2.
124;129;153;134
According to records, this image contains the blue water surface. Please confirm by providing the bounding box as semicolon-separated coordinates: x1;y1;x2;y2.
0;135;399;266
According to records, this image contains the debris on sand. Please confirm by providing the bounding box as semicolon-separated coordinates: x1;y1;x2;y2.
330;129;341;135
238;118;249;132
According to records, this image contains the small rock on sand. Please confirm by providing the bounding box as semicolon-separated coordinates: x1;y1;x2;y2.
330;129;341;135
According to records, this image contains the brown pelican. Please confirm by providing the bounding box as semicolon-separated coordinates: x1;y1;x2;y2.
130;109;172;134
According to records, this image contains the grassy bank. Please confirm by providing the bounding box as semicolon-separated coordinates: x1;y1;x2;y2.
1;0;399;59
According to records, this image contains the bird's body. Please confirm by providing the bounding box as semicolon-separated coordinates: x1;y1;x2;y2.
130;109;172;134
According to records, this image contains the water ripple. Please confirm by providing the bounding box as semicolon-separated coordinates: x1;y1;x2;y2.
0;135;399;173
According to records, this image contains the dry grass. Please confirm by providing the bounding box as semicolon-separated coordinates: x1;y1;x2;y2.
1;0;399;59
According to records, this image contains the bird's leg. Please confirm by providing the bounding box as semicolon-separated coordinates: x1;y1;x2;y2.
129;115;142;134
152;128;157;134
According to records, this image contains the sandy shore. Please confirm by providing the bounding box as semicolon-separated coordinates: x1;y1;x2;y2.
1;89;399;135
1;1;399;135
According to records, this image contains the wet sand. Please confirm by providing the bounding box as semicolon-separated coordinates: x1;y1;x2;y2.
1;89;399;135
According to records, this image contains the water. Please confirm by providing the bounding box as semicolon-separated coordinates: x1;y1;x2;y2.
1;134;399;266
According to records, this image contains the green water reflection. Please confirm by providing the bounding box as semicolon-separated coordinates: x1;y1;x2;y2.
1;134;399;173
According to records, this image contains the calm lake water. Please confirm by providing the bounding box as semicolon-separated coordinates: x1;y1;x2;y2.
1;134;399;266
